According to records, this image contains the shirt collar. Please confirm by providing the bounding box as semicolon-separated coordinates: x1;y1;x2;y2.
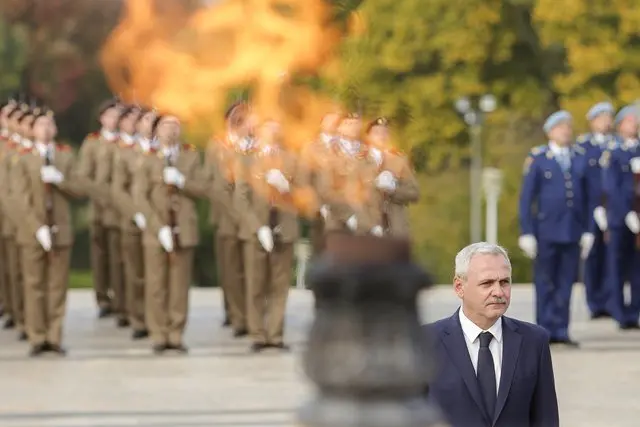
11;133;21;144
21;139;33;149
623;138;638;150
320;133;334;147
459;308;503;344
120;133;136;145
548;141;570;156
101;129;119;142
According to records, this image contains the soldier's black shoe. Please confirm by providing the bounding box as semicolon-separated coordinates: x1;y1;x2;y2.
29;343;47;357
116;318;130;328
550;338;580;348
98;307;113;318
591;311;611;320
267;342;291;352
3;318;15;329
250;342;266;353
152;344;167;355
132;329;149;340
168;343;189;354
233;328;248;338
47;344;67;356
18;331;28;341
620;322;640;330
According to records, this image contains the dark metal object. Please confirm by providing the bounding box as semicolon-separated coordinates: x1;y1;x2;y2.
298;233;447;427
44;145;56;254
165;150;180;255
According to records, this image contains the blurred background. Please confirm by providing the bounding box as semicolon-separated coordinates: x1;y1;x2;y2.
0;0;638;285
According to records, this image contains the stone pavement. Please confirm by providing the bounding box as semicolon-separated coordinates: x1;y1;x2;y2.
0;285;639;426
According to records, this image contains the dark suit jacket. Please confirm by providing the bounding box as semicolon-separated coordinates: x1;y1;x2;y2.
424;311;559;427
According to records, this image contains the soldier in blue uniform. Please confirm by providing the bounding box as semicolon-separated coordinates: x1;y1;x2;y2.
601;105;640;329
518;110;594;346
578;102;616;319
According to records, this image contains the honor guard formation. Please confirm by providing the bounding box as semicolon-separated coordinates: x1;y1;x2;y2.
519;101;640;346
0;96;420;357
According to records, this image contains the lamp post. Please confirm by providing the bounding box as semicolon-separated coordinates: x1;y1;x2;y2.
455;94;497;243
482;167;504;245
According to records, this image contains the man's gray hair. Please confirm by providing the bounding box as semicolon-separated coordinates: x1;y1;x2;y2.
454;242;511;279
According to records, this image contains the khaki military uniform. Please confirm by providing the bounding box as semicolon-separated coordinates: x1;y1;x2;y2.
211;139;246;332
133;144;204;347
0;140;29;334
234;146;299;345
369;148;420;237
93;138;126;320
76;133;113;311
111;141;146;331
299;136;334;255
317;142;382;234
12;144;82;347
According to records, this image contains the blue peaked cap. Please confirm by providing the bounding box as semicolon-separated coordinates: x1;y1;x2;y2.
543;110;572;134
586;102;614;121
615;105;638;126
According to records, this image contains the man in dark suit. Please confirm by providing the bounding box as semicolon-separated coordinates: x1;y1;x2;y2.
425;242;559;427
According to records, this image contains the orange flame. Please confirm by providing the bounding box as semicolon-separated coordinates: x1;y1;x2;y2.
101;0;346;150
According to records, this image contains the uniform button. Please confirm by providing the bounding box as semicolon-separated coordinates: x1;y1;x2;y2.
567;200;574;207
566;181;573;188
567;191;574;198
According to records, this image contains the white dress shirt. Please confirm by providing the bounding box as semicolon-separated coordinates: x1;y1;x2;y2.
459;308;503;395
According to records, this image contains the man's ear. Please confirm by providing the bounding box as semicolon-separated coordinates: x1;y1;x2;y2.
453;276;464;299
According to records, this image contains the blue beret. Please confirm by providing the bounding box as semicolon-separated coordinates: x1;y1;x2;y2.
543;110;572;134
586;102;614;121
615;105;638;126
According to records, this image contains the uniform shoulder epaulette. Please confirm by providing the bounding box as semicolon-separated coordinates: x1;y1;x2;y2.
56;143;72;152
529;145;547;157
182;143;197;151
85;131;100;141
576;133;589;144
573;144;586;155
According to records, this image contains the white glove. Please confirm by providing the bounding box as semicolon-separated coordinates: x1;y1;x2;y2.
163;167;185;188
518;234;537;259
593;206;608;231
158;226;174;253
630;157;640;174
265;169;290;193
36;225;52;252
320;204;329;220
257;226;274;252
625;211;640;234
371;225;384;237
133;213;146;230
580;233;595;259
346;215;358;231
375;170;397;192
40;165;64;184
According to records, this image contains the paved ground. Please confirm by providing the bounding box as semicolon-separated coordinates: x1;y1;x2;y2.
0;284;639;426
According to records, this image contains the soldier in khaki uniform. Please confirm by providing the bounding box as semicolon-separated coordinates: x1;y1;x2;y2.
317;112;382;236
299;112;341;256
112;105;149;339
365;118;420;237
0;100;19;328
76;99;121;318
12;109;83;356
133;114;204;354
1;104;33;339
235;120;299;352
208;102;255;337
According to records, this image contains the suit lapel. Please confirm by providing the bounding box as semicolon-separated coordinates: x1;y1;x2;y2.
493;317;522;424
441;311;490;423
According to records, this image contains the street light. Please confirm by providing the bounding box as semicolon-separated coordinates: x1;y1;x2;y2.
455;94;497;243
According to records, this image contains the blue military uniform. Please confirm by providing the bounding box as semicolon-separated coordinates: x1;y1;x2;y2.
601;110;640;328
577;102;617;318
519;111;592;344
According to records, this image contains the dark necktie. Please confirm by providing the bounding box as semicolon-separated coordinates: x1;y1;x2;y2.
477;331;496;419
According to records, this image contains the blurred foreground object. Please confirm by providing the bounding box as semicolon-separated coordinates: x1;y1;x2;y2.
298;233;448;427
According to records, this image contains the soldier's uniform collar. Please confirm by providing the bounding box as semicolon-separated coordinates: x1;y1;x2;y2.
120;133;136;145
320;133;335;148
101;129;119;142
11;133;21;144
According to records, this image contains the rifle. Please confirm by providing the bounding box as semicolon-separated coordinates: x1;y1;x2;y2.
165;149;180;258
44;144;56;256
